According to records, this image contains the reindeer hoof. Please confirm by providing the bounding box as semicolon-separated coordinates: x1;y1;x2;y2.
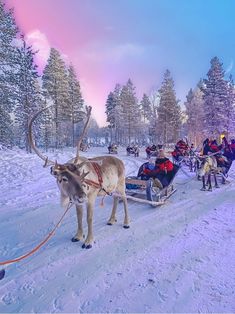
0;269;5;280
215;185;220;188
208;188;212;192
200;187;206;191
82;243;92;249
71;237;80;242
123;225;130;229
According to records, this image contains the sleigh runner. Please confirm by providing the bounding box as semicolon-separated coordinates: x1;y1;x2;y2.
125;164;180;207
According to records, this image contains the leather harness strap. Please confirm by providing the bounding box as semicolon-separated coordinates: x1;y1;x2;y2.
84;162;103;189
84;161;112;196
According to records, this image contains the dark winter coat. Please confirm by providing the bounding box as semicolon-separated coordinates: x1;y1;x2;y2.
143;157;173;175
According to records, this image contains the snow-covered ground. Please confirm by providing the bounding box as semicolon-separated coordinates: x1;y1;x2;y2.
0;146;235;313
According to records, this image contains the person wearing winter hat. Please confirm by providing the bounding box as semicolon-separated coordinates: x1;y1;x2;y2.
137;156;156;180
142;150;174;187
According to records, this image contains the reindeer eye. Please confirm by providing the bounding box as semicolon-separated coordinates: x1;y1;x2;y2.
62;177;68;182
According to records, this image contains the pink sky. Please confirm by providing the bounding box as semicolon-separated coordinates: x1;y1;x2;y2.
5;0;235;126
6;0;153;126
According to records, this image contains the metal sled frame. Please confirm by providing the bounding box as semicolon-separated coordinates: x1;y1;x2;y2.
125;177;177;207
125;164;180;207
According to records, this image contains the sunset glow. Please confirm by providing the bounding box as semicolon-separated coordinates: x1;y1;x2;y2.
5;0;235;126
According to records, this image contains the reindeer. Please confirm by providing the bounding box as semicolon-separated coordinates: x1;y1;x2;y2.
29;106;130;249
198;155;219;191
198;148;234;191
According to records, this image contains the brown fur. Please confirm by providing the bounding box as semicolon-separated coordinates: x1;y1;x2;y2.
29;106;129;249
52;155;130;248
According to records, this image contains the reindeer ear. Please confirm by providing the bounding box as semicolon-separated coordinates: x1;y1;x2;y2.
67;163;77;172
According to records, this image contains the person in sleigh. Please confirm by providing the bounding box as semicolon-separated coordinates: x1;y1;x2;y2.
138;150;174;188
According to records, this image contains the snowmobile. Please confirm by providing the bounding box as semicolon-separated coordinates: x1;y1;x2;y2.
125;164;180;207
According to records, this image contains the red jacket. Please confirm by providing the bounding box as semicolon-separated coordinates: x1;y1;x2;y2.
230;143;235;151
143;158;173;175
209;144;219;152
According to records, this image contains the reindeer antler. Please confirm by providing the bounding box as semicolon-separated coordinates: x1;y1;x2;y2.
75;106;92;162
28;105;56;167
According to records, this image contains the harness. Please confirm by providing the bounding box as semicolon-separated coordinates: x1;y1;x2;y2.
83;161;112;196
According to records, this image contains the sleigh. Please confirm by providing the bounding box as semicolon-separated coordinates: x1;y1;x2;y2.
125;164;180;207
108;146;118;154
126;147;139;157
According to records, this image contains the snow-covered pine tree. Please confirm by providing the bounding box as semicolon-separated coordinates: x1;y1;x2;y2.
184;80;204;146
105;83;124;144
0;0;18;146
157;70;181;143
148;89;160;143
120;79;141;144
42;48;70;148
138;93;152;144
13;37;41;152
87;117;100;144
140;93;152;123
67;64;84;147
0;1;18;69
112;84;124;144
105;91;116;142
0;105;14;147
224;75;235;137
202;57;228;138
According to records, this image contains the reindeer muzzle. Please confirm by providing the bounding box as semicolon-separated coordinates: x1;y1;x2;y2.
72;193;87;205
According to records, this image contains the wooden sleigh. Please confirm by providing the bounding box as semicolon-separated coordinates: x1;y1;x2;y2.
125;164;180;207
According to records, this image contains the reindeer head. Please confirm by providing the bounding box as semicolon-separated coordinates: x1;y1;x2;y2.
28;105;92;206
198;156;217;176
51;162;89;205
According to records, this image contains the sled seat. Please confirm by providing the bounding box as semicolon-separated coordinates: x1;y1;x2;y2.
125;164;180;206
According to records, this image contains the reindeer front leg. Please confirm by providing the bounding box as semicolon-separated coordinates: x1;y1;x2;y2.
71;205;84;242
121;194;130;228
82;196;96;249
207;173;212;191
107;196;118;225
118;181;130;228
214;173;219;188
201;175;206;191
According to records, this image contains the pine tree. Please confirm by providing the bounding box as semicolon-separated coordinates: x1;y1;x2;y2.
0;0;18;146
112;84;123;144
157;70;181;143
120;79;140;144
140;93;152;123
148;89;160;144
0;1;18;68
202;57;228;138
67;64;84;146
105;83;124;144
224;75;235;137
105;91;116;142
42;48;70;148
185;81;204;145
0;105;13;147
13;37;41;152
